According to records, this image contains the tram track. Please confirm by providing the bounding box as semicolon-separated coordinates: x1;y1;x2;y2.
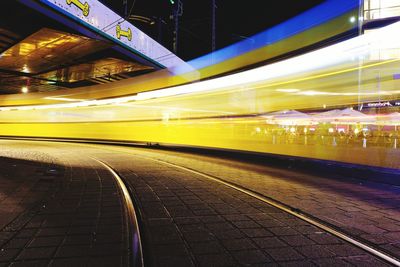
114;153;400;267
44;139;400;266
1;138;399;266
92;158;144;267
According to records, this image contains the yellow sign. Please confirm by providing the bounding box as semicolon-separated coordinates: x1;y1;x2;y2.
66;0;90;16
116;24;132;41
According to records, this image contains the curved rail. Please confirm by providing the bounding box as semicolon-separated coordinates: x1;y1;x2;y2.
92;158;144;267
127;153;400;267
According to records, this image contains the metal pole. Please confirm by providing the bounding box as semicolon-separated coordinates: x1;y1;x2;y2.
157;17;163;42
173;8;178;54
173;0;183;55
123;0;128;18
357;0;364;110
212;0;216;52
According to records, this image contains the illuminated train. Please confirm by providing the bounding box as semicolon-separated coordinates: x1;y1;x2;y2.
0;1;399;171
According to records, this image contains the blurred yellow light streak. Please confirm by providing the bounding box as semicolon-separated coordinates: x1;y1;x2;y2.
0;19;399;171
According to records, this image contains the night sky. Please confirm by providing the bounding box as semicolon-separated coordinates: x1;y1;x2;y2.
101;0;325;61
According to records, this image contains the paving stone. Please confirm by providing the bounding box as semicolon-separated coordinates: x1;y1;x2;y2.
190;241;225;254
36;228;68;237
323;244;365;257
258;219;285;228
242;228;274;238
9;260;49;267
278;260;315;267
230;220;260;229
179;223;207;233
253;237;287;249
174;217;202;225
223;215;249;221
167;208;194;217
157;255;195;267
49;257;89;267
312;258;352;266
183;231;216;242
280;235;315;246
87;256;123;267
4;238;30;249
28;236;63;247
0;248;19;262
222;238;256;251
151;225;182;244
206;222;234;232
17;247;56;260
264;247;305;261
291;225;321;235
196;253;236;267
246;213;275;221
192;209;218;216
295;245;335;259
344;255;392;267
153;243;190;258
199;216;225;224
268;227;299;236
90;243;124;256
306;233;343;245
93;233;122;244
383;231;400;242
377;223;400;232
232;249;272;264
15;229;36;239
211;229;245;240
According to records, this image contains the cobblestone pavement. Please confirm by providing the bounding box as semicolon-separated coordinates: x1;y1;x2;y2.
102;145;400;264
0;140;397;266
0;141;130;266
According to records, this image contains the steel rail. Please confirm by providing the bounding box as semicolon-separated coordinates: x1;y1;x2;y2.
92;158;144;267
134;155;400;267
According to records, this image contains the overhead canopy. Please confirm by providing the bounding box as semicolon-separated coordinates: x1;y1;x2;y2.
0;27;152;93
0;0;187;95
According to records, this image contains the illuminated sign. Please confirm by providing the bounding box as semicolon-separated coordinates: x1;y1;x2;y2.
66;0;89;16
116;24;132;41
40;0;189;71
366;101;400;107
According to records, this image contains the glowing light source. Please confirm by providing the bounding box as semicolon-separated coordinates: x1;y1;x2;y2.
21;87;29;93
349;16;356;23
22;65;30;73
44;97;87;102
276;89;300;93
